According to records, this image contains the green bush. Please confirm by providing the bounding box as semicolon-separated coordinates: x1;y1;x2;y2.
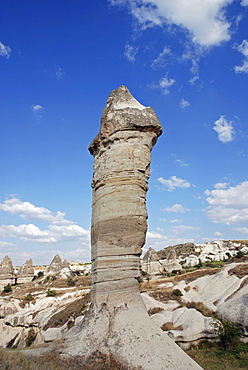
213;318;240;351
236;250;244;259
46;289;56;297
25;328;37;347
37;271;44;278
3;284;12;293
24;293;34;302
67;276;78;287
173;289;183;297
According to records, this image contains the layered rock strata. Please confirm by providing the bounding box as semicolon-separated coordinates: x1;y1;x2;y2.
0;256;15;289
16;259;34;284
65;86;201;369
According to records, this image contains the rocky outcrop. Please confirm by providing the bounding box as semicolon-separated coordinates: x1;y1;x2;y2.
64;86;201;369
0;256;15;289
142;248;182;275
45;255;73;278
142;247;162;275
17;259;34;284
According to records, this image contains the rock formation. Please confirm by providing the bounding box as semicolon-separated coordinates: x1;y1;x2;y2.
45;255;73;278
0;256;15;289
17;259;34;284
64;86;201;369
161;249;182;273
142;247;162;275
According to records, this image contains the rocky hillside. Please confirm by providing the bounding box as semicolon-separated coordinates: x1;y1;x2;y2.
0;259;247;352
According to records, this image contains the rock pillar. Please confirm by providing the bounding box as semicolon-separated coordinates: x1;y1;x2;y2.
88;85;162;303
65;86;202;370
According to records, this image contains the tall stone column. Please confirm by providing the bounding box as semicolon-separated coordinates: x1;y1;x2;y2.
65;86;202;370
88;85;162;304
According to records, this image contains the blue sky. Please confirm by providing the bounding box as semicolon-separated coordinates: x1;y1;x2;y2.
1;0;248;266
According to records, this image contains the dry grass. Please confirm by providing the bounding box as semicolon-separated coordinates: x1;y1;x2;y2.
228;264;248;278
147;307;164;315
0;349;140;370
149;290;183;304
185;301;217;318
43;293;90;330
161;322;183;331
186;343;248;369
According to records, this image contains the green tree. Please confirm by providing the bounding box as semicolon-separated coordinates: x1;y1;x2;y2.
213;318;240;351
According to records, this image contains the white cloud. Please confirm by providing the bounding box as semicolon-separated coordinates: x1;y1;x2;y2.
180;98;190;109
214;182;228;189
0;41;11;58
124;43;139;62
234;40;248;73
109;0;234;47
205;180;248;224
234;227;248;234
0;241;16;248
158;176;190;191
163;204;190;213
151;46;171;68
241;0;248;6
159;75;176;94
56;66;65;79
172;225;200;235
170;219;182;223
213;115;235;143
31;104;44;112
0;223;90;244
0;198;74;225
145;230;194;251
175;159;189;167
214;231;224;237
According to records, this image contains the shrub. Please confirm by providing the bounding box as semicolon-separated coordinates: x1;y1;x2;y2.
37;271;44;278
213;318;240;351
67;276;78;287
236;250;244;259
46;289;56;297
24;293;34;302
3;284;12;293
148;307;164;315
25;328;37;347
173;289;183;297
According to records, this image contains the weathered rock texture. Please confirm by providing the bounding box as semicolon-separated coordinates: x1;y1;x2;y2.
16;259;34;284
45;254;73;278
65;86;201;369
0;256;15;289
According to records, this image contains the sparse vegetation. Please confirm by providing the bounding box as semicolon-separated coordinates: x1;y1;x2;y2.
67;276;78;286
0;349;138;370
147;307;164;315
173;288;183;297
46;288;56;297
24;293;34;302
25;328;37;347
3;283;12;293
212;318;241;351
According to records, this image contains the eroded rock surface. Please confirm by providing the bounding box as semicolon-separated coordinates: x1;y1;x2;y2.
17;259;34;284
0;256;15;289
65;86;201;369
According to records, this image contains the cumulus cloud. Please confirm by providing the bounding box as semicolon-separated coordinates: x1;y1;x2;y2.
163;204;190;213
234;39;248;73
213;115;235;143
205;180;248;224
31;104;44;112
0;41;11;58
180;98;190;109
124;43;139;62
158;176;190;191
109;0;234;47
0;241;16;248
0;198;74;225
